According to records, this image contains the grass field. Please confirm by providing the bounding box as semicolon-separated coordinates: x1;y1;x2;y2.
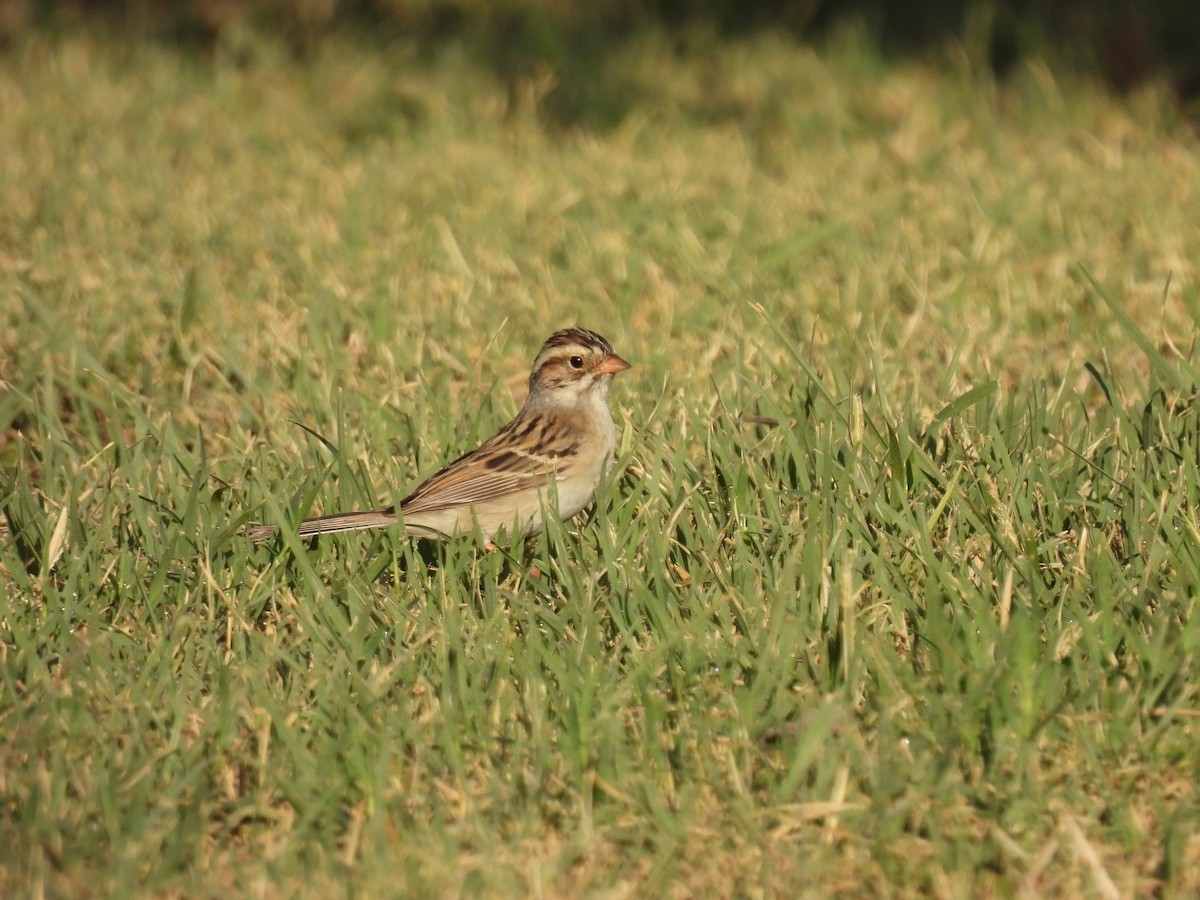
2;23;1199;897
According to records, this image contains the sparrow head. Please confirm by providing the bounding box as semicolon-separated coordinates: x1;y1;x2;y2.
527;327;631;405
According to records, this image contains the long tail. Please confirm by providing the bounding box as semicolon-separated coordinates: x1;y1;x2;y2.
248;507;397;542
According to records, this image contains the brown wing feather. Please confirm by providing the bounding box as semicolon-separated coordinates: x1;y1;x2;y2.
399;418;574;515
399;460;550;513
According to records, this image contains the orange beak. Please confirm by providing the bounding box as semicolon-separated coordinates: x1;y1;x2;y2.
595;353;632;375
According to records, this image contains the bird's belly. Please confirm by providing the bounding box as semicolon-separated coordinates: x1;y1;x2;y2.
553;477;598;521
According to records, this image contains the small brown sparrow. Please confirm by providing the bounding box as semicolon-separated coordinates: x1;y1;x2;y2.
249;328;631;542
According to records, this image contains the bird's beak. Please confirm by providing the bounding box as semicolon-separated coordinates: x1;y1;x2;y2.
596;354;632;375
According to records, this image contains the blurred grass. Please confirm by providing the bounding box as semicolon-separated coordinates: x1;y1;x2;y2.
2;24;1200;897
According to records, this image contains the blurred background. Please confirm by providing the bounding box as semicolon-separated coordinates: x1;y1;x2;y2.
5;1;1200;120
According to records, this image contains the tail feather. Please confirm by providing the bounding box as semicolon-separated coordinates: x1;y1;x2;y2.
297;508;397;536
248;507;397;542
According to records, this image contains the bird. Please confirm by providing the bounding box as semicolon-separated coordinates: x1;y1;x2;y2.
248;327;631;543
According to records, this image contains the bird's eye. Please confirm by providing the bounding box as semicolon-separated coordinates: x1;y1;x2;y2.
569;356;584;369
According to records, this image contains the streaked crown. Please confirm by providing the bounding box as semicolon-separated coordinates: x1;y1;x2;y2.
538;327;615;357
